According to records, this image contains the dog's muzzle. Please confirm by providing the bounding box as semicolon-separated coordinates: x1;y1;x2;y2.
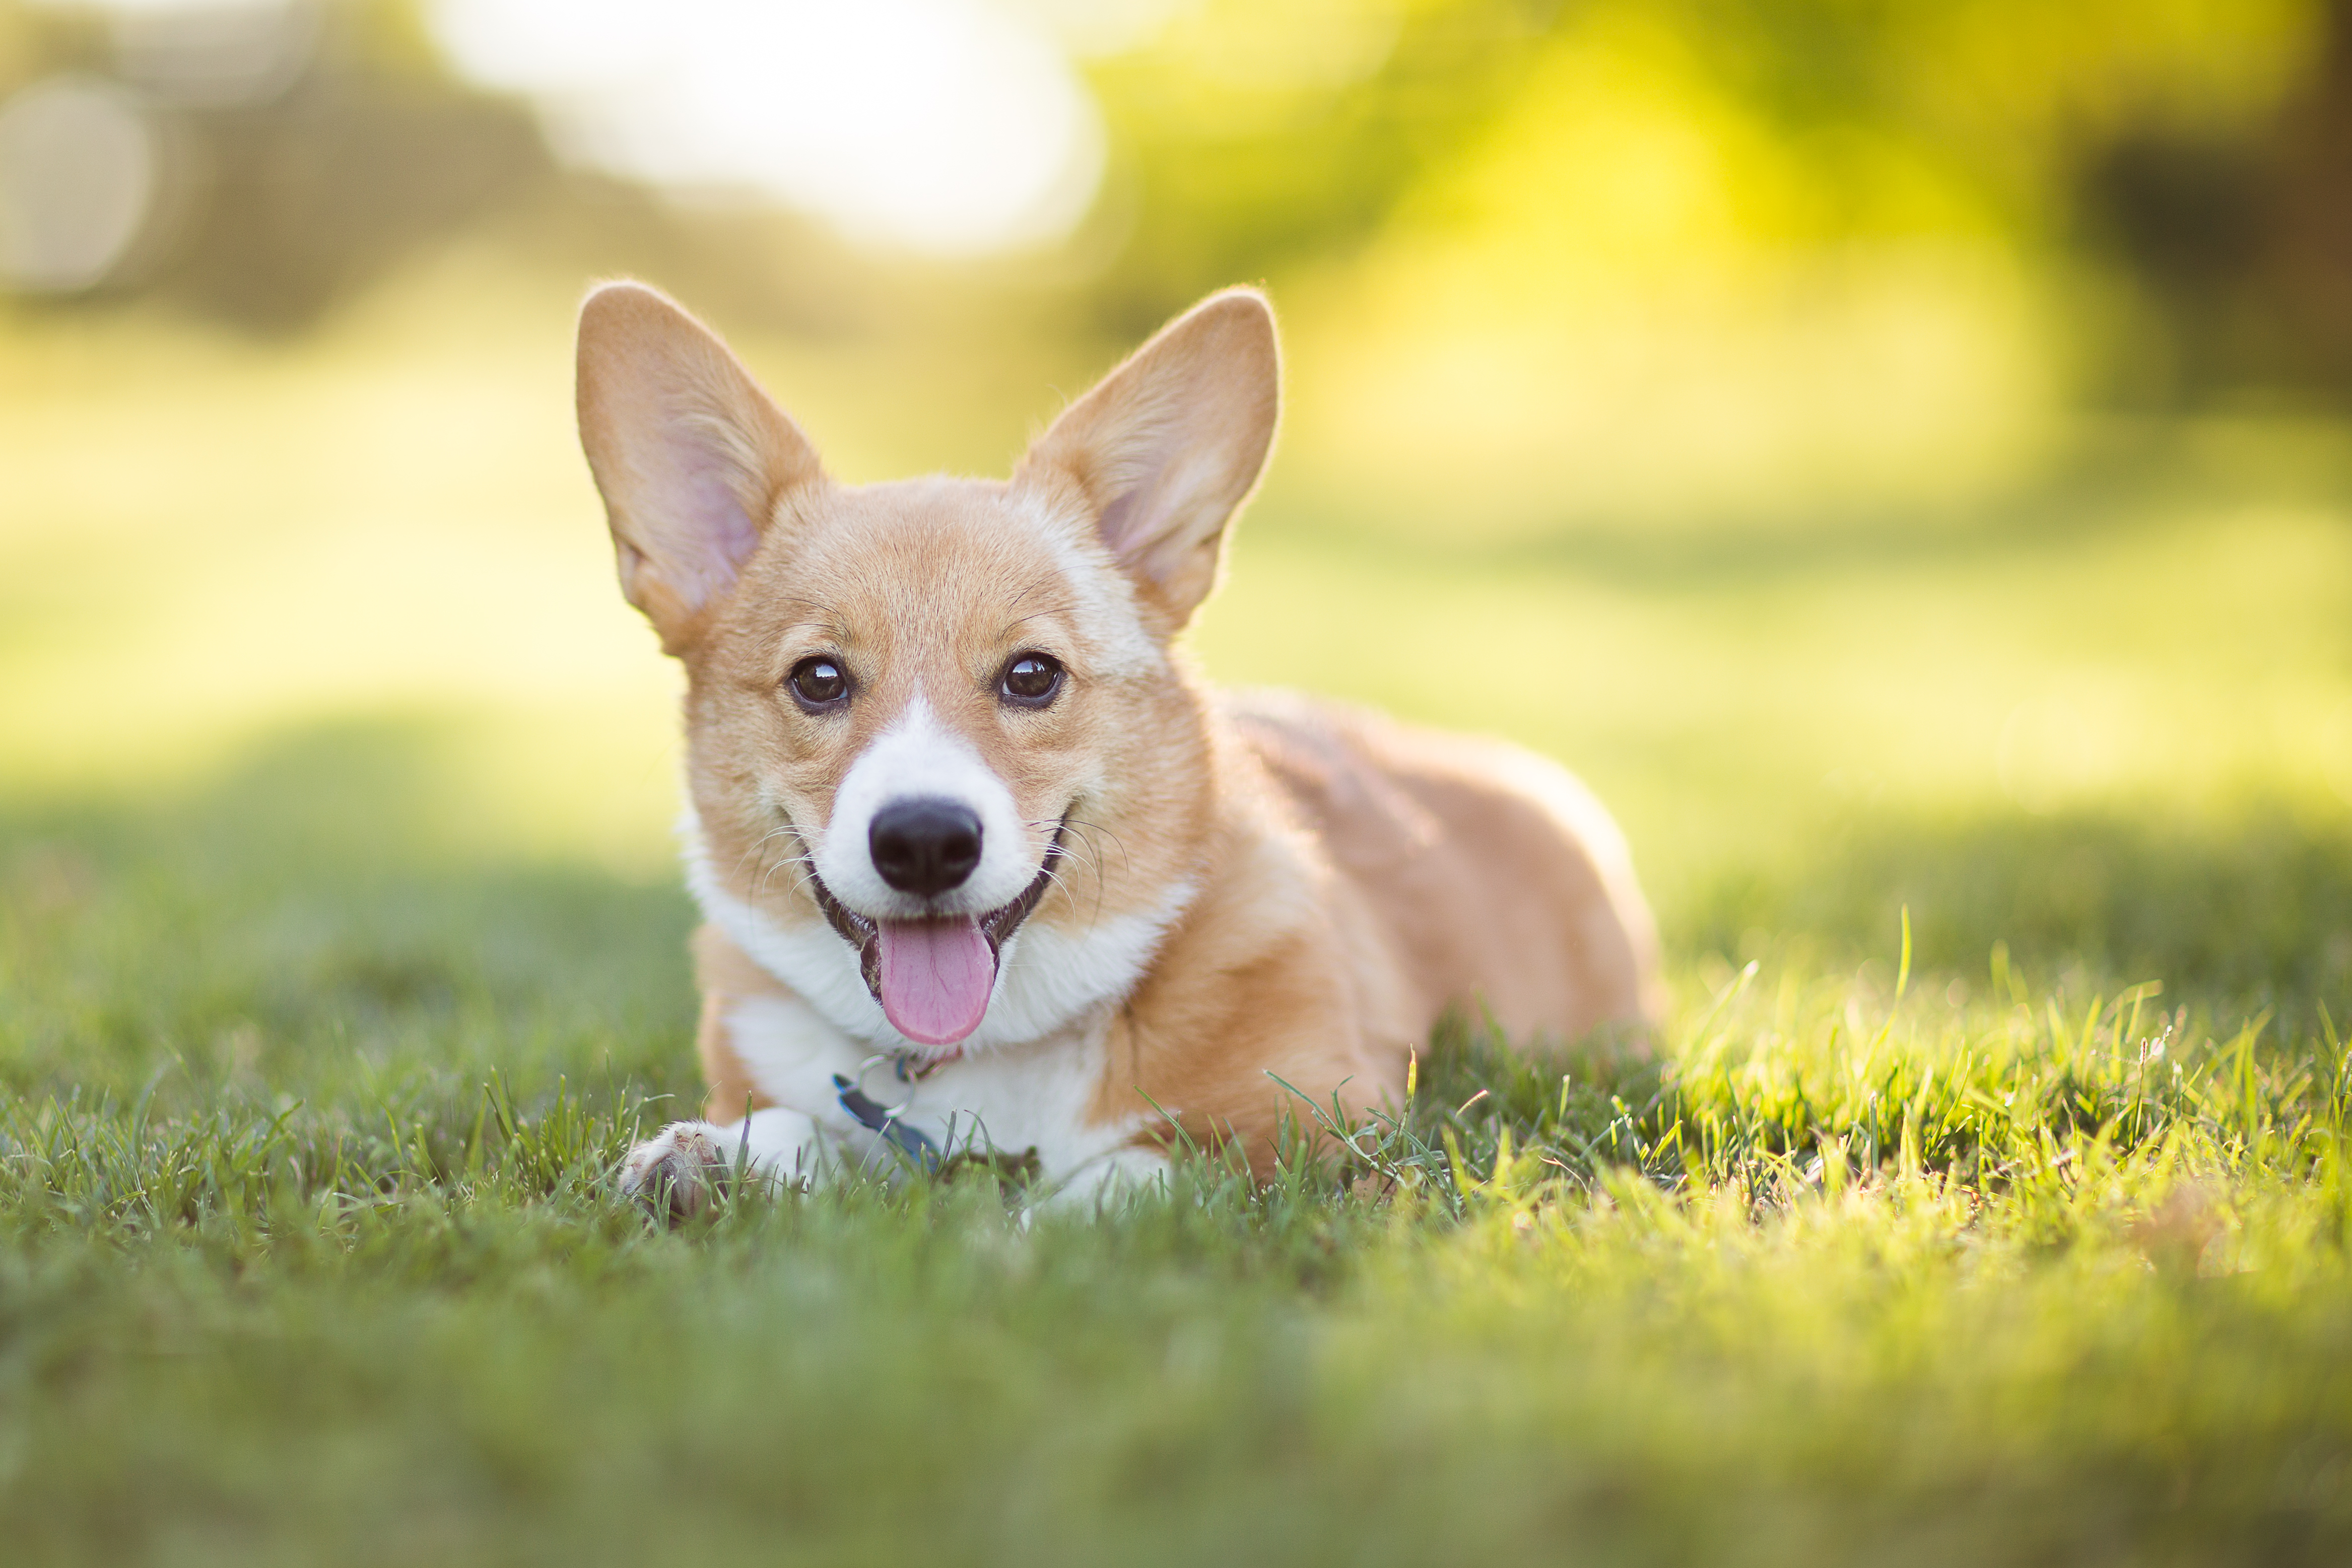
808;818;1067;1044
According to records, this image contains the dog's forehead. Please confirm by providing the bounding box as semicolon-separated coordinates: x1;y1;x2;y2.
748;477;1158;673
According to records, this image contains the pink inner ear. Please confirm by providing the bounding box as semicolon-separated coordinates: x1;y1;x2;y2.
1095;485;1147;559
1093;433;1180;567
662;441;763;611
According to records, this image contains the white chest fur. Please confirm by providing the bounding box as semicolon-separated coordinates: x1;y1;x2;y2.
710;986;1157;1195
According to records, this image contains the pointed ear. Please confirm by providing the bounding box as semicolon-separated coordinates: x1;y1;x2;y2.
576;282;824;652
1018;288;1279;628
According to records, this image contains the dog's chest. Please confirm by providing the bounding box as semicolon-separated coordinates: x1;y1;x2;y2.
715;986;1146;1180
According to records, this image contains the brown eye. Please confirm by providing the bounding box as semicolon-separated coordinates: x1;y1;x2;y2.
787;656;849;711
999;653;1063;707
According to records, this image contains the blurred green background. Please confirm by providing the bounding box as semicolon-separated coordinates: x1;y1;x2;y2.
4;0;2351;1001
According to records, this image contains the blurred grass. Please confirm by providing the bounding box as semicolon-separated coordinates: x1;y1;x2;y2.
8;258;2350;881
5;734;2351;1563
4;254;2352;1560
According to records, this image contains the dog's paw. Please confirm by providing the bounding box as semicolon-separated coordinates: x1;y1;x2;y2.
618;1121;738;1219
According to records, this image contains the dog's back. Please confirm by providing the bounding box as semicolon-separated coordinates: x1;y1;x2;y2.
1227;690;1660;1055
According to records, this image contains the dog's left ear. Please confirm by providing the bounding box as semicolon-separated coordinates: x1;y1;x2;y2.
576;281;824;654
1019;288;1279;629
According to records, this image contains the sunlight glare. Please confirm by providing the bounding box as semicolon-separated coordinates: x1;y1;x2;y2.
426;0;1106;255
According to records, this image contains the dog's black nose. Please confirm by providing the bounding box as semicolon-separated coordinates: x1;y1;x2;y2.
869;798;984;897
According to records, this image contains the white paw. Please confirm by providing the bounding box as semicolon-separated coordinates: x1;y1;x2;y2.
618;1120;740;1217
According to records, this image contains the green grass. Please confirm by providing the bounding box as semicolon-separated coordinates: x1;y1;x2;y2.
5;703;2351;1565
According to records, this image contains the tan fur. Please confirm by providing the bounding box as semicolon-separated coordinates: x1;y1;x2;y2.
578;282;1660;1181
691;921;780;1119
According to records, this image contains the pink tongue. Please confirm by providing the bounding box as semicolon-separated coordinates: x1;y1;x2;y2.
876;917;996;1046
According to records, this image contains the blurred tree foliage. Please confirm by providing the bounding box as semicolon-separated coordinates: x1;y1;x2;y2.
1078;0;1566;334
5;0;2350;399
2080;4;2352;399
1082;0;2336;400
1;0;551;328
0;0;910;335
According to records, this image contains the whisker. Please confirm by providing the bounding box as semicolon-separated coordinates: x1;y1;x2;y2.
1042;822;1102;874
1063;820;1119;921
731;824;796;884
1004;569;1067;614
1032;863;1103;932
757;845;820;902
1028;815;1112;921
1041;826;1109;929
1064;817;1132;877
998;603;1078;640
785;853;820;895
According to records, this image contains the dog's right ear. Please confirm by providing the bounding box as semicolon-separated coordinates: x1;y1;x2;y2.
1017;288;1279;633
576;282;823;652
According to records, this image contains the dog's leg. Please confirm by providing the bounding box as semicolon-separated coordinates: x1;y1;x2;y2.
618;1106;829;1218
617;922;855;1216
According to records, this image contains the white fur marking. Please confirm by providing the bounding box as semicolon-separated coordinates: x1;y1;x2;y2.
814;694;1035;919
620;996;1165;1200
618;1105;830;1202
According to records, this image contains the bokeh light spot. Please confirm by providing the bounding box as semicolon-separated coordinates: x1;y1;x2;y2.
0;76;156;293
426;0;1106;254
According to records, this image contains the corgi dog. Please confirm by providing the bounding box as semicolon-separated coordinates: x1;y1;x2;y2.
577;282;1660;1210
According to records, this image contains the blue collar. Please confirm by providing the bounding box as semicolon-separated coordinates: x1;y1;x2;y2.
832;1052;944;1172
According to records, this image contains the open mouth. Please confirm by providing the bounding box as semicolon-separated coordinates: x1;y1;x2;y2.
808;820;1066;1048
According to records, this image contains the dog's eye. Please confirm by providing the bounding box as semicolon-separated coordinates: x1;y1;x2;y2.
786;657;849;711
999;653;1063;707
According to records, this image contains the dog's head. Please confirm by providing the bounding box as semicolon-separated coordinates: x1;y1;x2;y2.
576;284;1279;1049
